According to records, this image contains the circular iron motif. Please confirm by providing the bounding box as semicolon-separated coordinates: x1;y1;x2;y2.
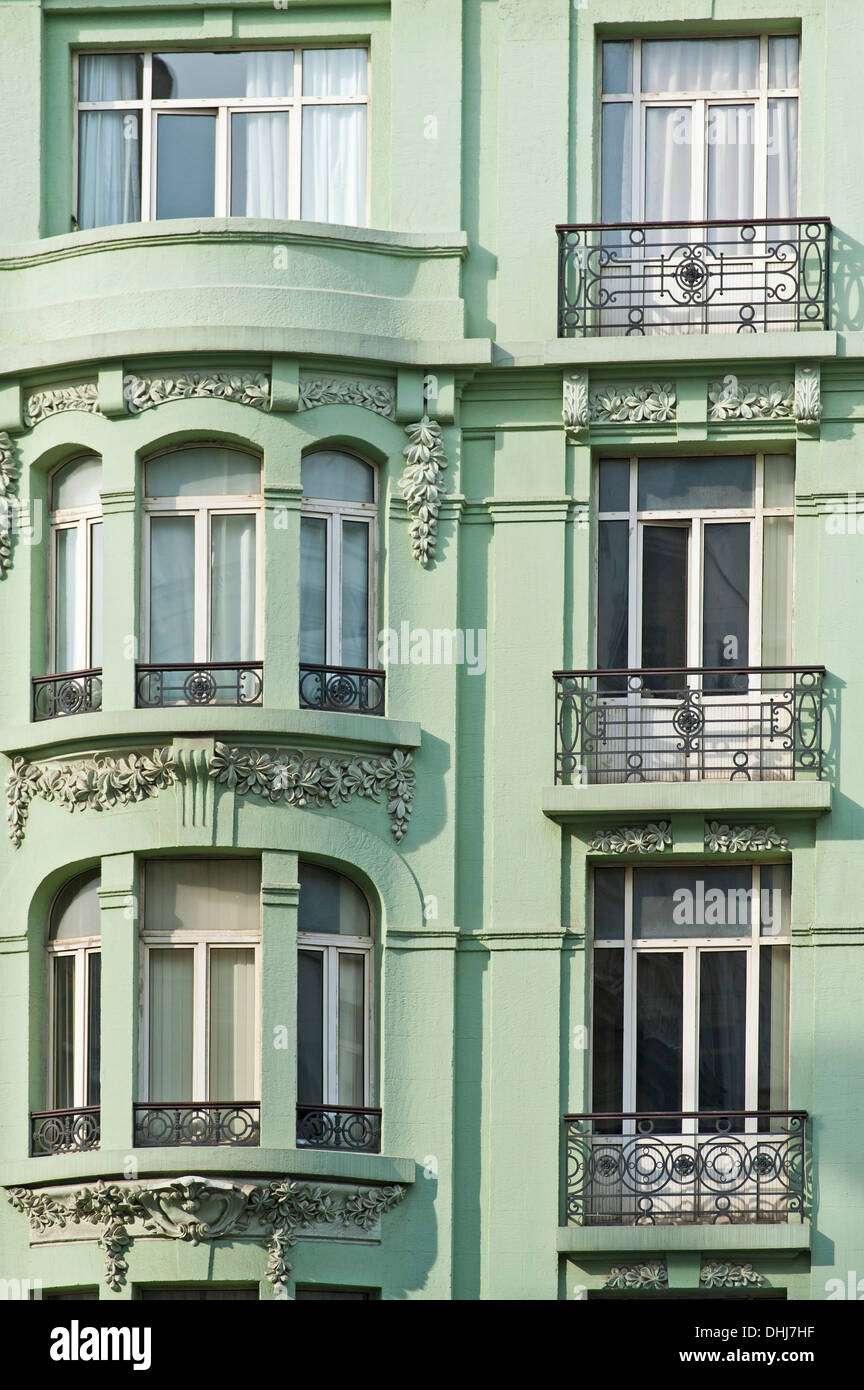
672;704;703;739
57;681;84;715
676;256;708;293
184;670;217;704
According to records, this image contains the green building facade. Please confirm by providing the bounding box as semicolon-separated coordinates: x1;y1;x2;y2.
0;0;860;1301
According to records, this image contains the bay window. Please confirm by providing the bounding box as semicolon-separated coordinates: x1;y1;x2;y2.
36;456;103;719
38;872;101;1154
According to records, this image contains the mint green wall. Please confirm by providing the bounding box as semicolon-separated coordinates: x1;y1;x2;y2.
0;0;862;1302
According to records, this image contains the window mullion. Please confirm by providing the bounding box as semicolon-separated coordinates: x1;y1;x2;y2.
196;942;208;1103
215;105;229;216
623;868;635;1122
291;49;303;218
73;948;86;1110
142;56;154;221
327;948;340;1104
198;509;209;663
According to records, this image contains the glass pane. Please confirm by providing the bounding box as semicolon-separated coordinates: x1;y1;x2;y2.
768;37;799;88
638;457;755;510
591;949;624;1114
303;48;367;97
140;1286;259;1300
50;871;101;942
209;949;256;1100
594;868;625;941
598;460;630;512
301;105;367;225
87;954;101;1107
767;99;798;220
641;526;687;671
145;861;261;934
156;114;216;219
211;515;256;662
600;104;633;223
597;521;629;672
153;51;293;99
337;954;365;1106
636;953;682;1116
642;38;759;92
149;949;194;1101
78;112;142;230
341;521;369;668
298;864;370;936
79;53;143;101
602;41;633;94
645;108;691;223
760;864;791;938
762;516;793;669
298;950;324;1104
53;955;75;1110
302;451;374;502
231;112;291;217
698;951;747;1112
634;866;753;939
149;516;195;664
300;517;327;664
707;105;754;222
295;1289;370;1300
702;522;750;685
52;456;102;511
764;455;795;508
759;945;790;1109
146;447;261;498
90;523;103;668
55;528;80;673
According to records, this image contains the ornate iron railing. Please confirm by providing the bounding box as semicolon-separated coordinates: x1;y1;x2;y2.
299;664;385;716
135;662;263;708
554;667;826;785
133;1103;260;1147
33;670;102;722
557;218;831;336
565;1112;809;1225
31;1106;100;1156
296;1105;382;1153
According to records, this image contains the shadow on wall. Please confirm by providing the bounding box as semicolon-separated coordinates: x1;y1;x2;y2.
830;229;864;331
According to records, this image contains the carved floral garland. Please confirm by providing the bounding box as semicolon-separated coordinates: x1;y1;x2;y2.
24;383;100;427
124;372;270;414
708;377;794;420
0;432;19;579
700;1261;766;1288
605;1262;669;1290
589;383;677;424
399;416;449;566
298;373;396;419
6;748;177;847
704;821;789;853
589;822;672;854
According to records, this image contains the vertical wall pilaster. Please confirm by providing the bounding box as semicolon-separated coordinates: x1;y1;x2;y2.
260;851;299;1150
98;853;138;1154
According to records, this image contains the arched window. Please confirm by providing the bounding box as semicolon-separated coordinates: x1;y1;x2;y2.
297;863;373;1133
140;445;263;706
41;457;103;718
47;870;101;1113
300;449;381;713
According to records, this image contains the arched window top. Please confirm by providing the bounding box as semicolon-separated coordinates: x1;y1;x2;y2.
49;870;101;942
301;449;375;504
145;444;262;499
51;455;102;512
298;863;371;937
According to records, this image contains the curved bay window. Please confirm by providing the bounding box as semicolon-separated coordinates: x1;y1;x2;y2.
34;871;101;1154
34;456;103;721
300;449;383;714
297;863;378;1151
136;860;261;1146
139;444;263;707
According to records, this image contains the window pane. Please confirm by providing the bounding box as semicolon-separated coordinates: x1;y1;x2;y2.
594;868;625;941
597;521;629;671
146;447;261;498
641;526;688;671
303;48;367;97
637;457;754;510
50;871;101;942
52;455;103;512
55;528;80;673
702;522;750;683
156;114;216;219
153;51;293;99
298;864;370;936
90;523;103;668
140;1286;259;1300
760;865;791;938
698;950;747;1112
149;949;194;1101
764;455;795;508
87;953;101;1107
645;108;691;223
298;949;324;1104
602;41;633;94
78;112;142;230
762;516;793;670
302;451;374;503
592;948;624;1113
768;36;799;88
758;945;790;1109
211;515;256;662
209;949;256;1100
79;54;143;101
341;521;369;668
231;112;291;217
641;38;759;92
767;99;798;219
707;106;754;222
337;954;365;1106
300;517;327;664
145;861;261;934
295;1288;371;1300
634;866;753;939
636;953;683;1115
301;105;367;225
149;516;195;663
600;103;632;223
53;955;75;1110
598;459;629;512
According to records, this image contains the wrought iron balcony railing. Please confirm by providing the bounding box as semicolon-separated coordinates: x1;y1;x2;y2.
565;1112;808;1226
554;667;825;785
296;1104;382;1153
33;670;102;722
557;218;831;336
133;1103;260;1147
135;662;263;708
31;1106;100;1156
299;663;385;716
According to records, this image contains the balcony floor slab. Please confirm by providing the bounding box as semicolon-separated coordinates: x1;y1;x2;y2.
542;780;831;824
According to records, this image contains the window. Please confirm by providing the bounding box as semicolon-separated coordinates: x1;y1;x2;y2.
297;864;373;1114
138;1286;258;1301
295;1287;376;1300
49;456;103;676
76;49;368;230
47;871;101;1112
140;861;261;1106
140;445;262;705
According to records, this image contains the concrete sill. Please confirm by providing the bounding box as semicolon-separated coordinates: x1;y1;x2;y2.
558;1221;810;1257
542;780;832;824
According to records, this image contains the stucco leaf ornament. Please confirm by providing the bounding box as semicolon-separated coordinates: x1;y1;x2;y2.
704;821;789;853
701;1261;766;1289
708;376;794;420
298;374;396;420
124;371;270;414
605;1262;669;1290
0;432;20;578
400;415;449;567
589;383;676;424
589;822;672;854
6;747;177;847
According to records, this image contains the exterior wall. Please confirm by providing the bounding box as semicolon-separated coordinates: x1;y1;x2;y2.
0;0;861;1302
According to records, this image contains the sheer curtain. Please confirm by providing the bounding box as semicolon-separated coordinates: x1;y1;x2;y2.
642;38;759;92
337;954;365;1104
300;517;327;664
54;528;80;673
211;514;256;661
146;860;261;933
209;949;256;1099
340;521;369;668
78;56;142;229
149;949;194;1101
149;516;195;663
235;52;294;217
301;49;367;225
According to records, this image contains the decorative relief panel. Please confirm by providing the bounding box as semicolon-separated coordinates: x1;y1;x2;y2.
124;371;271;414
794;363;822;424
399;416;449;567
298;373;396;419
704;821;789;853
24;382;100;427
700;1261;767;1289
708;376;794;420
0;432;18;579
6;748;177;847
604;1262;669;1290
588;822;672;854
589;383;677;424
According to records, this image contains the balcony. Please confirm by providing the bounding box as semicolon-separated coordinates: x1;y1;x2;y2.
299;664;385;717
136;662;263;709
133;1103;260;1147
32;671;102;722
296;1105;382;1153
31;1106;100;1156
565;1112;808;1226
554;667;825;786
557;218;830;337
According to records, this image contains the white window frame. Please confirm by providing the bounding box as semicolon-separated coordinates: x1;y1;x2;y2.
74;46;371;226
301;453;378;671
48;460;102;675
298;933;374;1108
46;895;101;1112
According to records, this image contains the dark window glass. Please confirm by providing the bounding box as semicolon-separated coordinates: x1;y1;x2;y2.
597;520;629;674
638;457;754;510
592;949;624;1116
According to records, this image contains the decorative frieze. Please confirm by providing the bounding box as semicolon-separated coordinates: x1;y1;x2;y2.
399;416;449;567
6;748;177;848
7;1176;406;1295
704;821;789;853
589;382;677;424
0;432;18;579
23;382;100;428
298;372;396;419
563;371;589;437
588;822;672;854
124;371;271;414
605;1261;668;1291
700;1261;767;1289
210;743;415;843
795;363;822;424
708;376;794;420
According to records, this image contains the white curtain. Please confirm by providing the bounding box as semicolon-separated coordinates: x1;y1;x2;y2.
642;38;759;92
54;527;80;673
301;49;367;225
762;515;793;667
209;948;256;1099
149;516;195;663
300;516;327;664
211;514;256;662
767;98;798;219
149;948;194;1101
340;520;369;668
90;522;103;668
145;860;261;934
645;106;692;223
78;56;141;229
337;954;365;1105
236;112;291;217
708;106;755;222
